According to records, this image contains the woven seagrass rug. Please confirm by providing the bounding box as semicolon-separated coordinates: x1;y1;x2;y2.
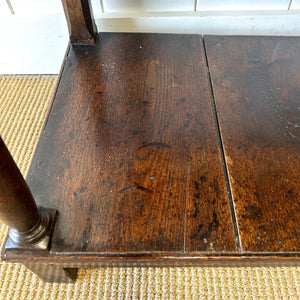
0;75;299;299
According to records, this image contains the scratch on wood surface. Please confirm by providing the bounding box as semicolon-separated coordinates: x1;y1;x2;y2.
118;185;137;194
118;183;153;194
137;142;171;151
136;142;171;160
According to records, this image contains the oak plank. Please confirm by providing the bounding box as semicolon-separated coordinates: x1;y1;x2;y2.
205;36;300;252
184;41;237;252
26;33;236;254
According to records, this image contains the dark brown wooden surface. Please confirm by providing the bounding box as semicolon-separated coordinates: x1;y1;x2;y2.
25;33;236;254
62;0;98;44
205;36;300;252
0;136;39;232
0;136;59;249
3;35;300;280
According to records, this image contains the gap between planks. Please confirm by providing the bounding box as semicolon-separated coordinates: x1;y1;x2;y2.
200;36;243;252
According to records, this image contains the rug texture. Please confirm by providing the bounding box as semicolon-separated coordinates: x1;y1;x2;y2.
0;75;299;299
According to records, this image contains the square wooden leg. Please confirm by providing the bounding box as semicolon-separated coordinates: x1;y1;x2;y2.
24;263;78;283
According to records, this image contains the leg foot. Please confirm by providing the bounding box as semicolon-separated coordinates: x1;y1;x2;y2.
24;263;78;283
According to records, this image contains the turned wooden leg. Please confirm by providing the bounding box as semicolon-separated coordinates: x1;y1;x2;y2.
0;136;57;249
24;263;78;283
62;0;98;44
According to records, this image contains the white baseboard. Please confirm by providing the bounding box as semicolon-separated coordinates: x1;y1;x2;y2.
1;11;300;74
95;11;300;36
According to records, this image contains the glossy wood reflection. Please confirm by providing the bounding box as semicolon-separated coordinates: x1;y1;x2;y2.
205;36;300;252
26;34;235;254
2;33;300;283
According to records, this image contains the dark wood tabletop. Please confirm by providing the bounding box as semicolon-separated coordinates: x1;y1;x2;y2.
3;34;299;273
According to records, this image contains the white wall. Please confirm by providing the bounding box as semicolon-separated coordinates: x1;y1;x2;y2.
1;0;300;74
91;0;300;36
7;0;297;15
0;0;68;74
290;0;300;9
102;0;194;12
196;0;290;11
97;0;295;12
95;12;300;36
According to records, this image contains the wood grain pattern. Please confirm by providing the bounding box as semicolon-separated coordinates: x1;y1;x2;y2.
184;41;236;252
26;33;235;254
2;34;300;283
62;0;98;44
0;136;58;248
0;136;39;232
205;36;300;252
